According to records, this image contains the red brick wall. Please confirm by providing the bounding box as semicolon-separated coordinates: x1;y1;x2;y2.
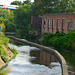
42;14;75;34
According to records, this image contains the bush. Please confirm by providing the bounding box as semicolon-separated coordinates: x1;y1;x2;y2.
0;45;4;55
0;34;9;45
10;48;18;57
42;33;54;46
62;30;75;51
25;34;37;41
1;56;8;63
54;31;65;37
41;30;75;51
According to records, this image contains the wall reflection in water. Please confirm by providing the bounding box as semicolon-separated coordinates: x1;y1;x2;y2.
30;50;59;66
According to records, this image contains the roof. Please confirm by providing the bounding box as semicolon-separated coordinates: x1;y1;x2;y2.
43;13;75;16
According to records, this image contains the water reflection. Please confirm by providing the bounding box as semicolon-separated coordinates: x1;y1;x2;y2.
30;50;58;67
58;50;75;75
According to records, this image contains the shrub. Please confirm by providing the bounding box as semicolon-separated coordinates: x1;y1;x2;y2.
41;30;75;51
10;48;18;57
25;34;37;41
0;45;4;55
42;33;54;46
0;34;9;45
54;31;65;37
1;56;8;63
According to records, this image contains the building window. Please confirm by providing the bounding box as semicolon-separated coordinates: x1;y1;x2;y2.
48;19;50;30
62;19;65;30
43;19;46;31
52;19;54;29
57;19;59;30
68;22;73;31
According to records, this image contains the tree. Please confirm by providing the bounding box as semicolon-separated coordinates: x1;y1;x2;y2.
32;0;75;15
0;9;16;32
0;23;5;32
11;1;22;5
14;3;32;38
23;0;31;5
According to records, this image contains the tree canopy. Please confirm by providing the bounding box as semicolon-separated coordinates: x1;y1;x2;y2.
0;9;16;32
14;3;32;38
32;0;75;15
11;1;22;5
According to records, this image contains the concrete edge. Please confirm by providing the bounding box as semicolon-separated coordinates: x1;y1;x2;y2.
11;36;68;75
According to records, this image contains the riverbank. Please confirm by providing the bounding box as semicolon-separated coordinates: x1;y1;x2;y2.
0;34;17;70
0;45;14;69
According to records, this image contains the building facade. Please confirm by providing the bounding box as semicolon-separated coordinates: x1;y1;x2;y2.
31;16;42;35
42;13;75;34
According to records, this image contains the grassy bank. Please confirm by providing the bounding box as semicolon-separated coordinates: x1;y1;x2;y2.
0;33;18;74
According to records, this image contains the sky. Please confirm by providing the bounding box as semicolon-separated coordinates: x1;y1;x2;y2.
0;0;34;5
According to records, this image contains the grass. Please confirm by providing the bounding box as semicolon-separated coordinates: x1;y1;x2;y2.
1;56;8;63
0;68;11;75
10;48;18;57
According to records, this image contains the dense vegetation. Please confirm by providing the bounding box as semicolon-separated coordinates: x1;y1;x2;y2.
41;30;75;51
10;48;18;57
0;33;9;63
14;3;32;38
32;0;75;16
0;33;18;63
0;9;16;32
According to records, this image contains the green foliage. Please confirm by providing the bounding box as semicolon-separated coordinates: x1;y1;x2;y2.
11;1;22;5
14;3;32;38
0;68;11;75
0;23;5;32
0;34;9;45
41;30;75;51
0;34;9;56
42;33;54;46
10;48;18;57
32;0;75;15
25;34;37;41
23;0;31;5
0;45;4;55
1;56;8;63
0;9;16;32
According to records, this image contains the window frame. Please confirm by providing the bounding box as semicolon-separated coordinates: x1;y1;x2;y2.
48;19;50;30
57;19;60;30
68;22;73;31
62;19;65;30
43;19;46;31
52;19;54;30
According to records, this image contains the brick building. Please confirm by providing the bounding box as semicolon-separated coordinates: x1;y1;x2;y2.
42;13;75;34
31;16;42;35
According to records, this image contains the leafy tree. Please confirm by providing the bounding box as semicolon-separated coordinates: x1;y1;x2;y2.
11;1;22;5
23;0;31;5
0;23;5;32
41;30;75;51
32;0;75;15
0;9;16;32
14;3;32;38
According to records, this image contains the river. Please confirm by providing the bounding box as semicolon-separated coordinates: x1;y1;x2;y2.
3;43;62;75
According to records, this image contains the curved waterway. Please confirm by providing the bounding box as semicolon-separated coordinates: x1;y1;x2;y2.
4;43;62;75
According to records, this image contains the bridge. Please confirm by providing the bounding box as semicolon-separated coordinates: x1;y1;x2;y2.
0;5;18;10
